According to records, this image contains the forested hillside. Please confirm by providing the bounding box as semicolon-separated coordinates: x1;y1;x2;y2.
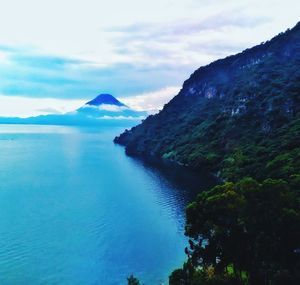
121;22;300;285
115;22;300;182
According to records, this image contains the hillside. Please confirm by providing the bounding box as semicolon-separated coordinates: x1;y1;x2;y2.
115;22;300;181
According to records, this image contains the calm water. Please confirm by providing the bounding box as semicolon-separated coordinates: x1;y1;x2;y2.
0;124;213;284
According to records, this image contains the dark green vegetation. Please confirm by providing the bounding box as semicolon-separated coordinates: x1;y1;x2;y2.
115;22;300;182
169;177;300;285
127;275;140;285
118;22;300;284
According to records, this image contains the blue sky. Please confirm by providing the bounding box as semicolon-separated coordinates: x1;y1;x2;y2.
0;0;299;117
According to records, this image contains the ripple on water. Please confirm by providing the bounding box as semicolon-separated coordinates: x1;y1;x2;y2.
0;125;215;284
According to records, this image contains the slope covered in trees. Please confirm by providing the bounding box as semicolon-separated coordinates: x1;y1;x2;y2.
169;177;300;285
118;22;300;284
115;22;300;182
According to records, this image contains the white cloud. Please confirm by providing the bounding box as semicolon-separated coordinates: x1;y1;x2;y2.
0;0;299;118
0;0;298;65
0;95;85;118
120;86;181;113
82;104;128;112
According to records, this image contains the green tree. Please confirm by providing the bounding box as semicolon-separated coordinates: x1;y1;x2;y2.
171;178;300;285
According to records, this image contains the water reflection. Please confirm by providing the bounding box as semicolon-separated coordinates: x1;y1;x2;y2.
0;124;217;285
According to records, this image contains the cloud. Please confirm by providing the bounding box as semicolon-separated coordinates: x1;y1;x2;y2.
36;107;64;114
0;95;85;118
120;86;181;113
0;45;193;103
82;104;128;112
106;9;274;69
0;0;298;117
110;13;269;40
11;53;84;69
0;48;90;99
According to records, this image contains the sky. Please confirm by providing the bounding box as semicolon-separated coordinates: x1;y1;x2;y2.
0;0;299;117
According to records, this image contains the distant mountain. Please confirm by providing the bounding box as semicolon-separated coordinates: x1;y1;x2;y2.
0;94;146;126
86;94;126;107
76;94;146;119
115;22;300;181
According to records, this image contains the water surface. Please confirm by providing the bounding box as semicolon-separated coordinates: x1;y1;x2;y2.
0;125;213;284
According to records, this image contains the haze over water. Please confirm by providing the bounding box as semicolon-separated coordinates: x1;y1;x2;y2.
0;125;213;284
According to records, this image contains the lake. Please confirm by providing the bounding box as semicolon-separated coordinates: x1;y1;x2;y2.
0;124;214;284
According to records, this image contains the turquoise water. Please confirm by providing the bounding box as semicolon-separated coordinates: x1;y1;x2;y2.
0;125;212;284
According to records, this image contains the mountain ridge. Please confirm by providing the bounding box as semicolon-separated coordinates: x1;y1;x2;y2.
114;22;300;181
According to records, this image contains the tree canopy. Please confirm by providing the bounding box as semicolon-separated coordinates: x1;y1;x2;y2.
170;177;300;285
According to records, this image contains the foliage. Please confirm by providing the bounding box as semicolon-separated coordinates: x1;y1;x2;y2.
127;274;140;285
115;22;300;183
119;23;300;285
170;177;300;285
